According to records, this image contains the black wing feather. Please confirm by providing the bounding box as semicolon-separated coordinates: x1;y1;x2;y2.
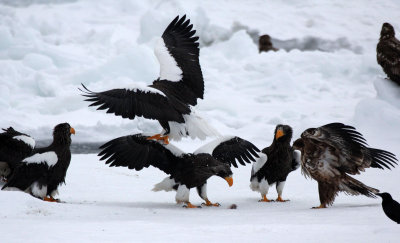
211;137;260;168
79;84;188;123
159;15;204;104
0;127;34;170
98;134;179;175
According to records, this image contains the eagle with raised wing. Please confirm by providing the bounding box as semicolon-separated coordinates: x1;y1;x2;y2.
98;134;259;208
80;15;218;144
293;123;398;209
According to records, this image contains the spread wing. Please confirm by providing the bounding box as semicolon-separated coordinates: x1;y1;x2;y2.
80;83;190;122
194;136;260;168
0;127;35;169
301;123;397;175
98;134;184;175
154;15;204;105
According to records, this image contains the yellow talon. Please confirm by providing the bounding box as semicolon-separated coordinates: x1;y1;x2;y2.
259;195;273;202
276;196;289;202
202;199;220;207
312;204;327;209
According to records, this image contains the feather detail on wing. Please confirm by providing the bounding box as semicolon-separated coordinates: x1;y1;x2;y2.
194;136;260;168
98;134;182;175
154;15;204;104
80;83;188;122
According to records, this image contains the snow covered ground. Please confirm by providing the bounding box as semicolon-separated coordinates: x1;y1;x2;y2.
0;0;399;242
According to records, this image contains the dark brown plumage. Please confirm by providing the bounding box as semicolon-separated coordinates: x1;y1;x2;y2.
259;34;278;53
377;23;400;86
293;123;398;209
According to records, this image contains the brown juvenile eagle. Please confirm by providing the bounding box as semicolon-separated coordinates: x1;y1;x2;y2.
293;123;398;209
377;22;400;86
259;34;278;53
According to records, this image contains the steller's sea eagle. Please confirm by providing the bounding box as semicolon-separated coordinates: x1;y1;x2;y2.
250;125;300;202
98;134;259;208
80;15;218;144
2;123;75;202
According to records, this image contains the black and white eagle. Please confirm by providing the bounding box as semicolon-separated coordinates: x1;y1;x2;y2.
377;22;400;86
80;15;218;144
98;134;259;208
0;127;35;181
250;125;300;202
293;123;398;209
2;123;75;202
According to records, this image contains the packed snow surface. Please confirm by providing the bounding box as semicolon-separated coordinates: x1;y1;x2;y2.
0;0;400;242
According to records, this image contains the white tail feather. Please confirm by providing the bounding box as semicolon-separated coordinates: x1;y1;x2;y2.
152;177;176;192
167;109;221;141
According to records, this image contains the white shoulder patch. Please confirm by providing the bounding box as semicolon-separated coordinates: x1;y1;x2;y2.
251;152;268;176
23;151;58;167
13;135;35;149
154;37;183;82
193;136;235;155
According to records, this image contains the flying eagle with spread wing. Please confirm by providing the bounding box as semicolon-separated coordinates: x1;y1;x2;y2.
377;22;400;86
293;123;398;209
80;15;218;144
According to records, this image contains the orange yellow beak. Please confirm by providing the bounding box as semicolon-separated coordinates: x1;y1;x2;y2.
224;176;233;187
275;128;284;140
70;127;76;135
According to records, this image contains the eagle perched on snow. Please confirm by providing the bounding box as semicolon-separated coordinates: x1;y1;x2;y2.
2;123;75;202
293;123;398;209
80;15;218;143
250;125;300;202
99;135;259;208
377;22;400;86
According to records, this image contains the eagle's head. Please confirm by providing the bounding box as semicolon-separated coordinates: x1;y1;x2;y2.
301;128;320;138
292;138;305;151
380;23;395;39
53;123;75;145
274;124;293;143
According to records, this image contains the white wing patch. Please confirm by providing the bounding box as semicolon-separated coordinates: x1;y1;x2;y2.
251;152;268;176
13;135;35;149
154;37;183;82
193;135;235;155
23;151;58;167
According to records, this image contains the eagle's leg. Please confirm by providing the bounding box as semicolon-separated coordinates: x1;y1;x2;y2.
197;183;220;207
146;134;169;144
259;194;273;202
176;185;200;208
276;181;289;202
